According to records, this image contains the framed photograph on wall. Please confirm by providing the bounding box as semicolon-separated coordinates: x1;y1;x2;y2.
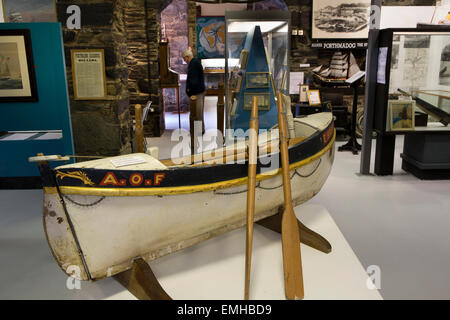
71;49;107;100
312;0;370;39
299;84;309;103
388;100;415;131
0;29;38;102
308;89;321;106
2;0;56;22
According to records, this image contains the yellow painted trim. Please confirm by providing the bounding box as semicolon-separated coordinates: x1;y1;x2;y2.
44;131;335;197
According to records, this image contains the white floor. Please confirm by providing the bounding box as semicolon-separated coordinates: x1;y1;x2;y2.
0;194;381;299
1;98;449;299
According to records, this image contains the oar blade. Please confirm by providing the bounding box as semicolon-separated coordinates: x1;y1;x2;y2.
281;206;304;299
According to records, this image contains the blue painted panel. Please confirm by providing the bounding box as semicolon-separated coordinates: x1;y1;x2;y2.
230;26;278;132
0;23;74;177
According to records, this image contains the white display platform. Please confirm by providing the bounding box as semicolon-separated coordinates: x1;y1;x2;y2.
0;189;382;300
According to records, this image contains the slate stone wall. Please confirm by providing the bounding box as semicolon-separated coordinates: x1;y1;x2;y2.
56;0;132;156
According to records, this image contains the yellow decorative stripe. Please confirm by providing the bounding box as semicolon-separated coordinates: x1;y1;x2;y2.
44;131;335;197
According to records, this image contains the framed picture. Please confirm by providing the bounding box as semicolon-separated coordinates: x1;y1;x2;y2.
243;92;270;111
299;84;309;103
196;16;225;59
0;29;38;103
312;0;370;39
246;72;270;88
71;49;107;100
388;100;415;131
308;89;321;106
2;0;56;22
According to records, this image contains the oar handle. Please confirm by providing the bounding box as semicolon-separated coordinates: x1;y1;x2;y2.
276;93;293;206
245;96;259;300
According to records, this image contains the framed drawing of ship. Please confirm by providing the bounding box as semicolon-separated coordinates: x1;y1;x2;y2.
246;72;270;88
0;29;38;102
2;0;56;23
312;0;370;39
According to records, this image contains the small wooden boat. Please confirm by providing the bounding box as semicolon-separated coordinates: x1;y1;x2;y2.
32;111;335;292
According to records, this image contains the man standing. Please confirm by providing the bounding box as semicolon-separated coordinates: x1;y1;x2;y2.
182;49;205;134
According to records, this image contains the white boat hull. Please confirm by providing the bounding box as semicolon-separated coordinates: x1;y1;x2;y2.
43;144;335;280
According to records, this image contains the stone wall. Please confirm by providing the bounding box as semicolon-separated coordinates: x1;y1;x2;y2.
56;0;131;156
125;0;164;137
187;1;198;55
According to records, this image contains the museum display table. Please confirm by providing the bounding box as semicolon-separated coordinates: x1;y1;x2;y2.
0;190;382;300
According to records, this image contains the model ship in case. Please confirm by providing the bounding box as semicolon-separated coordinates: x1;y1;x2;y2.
312;51;361;85
30;109;335;298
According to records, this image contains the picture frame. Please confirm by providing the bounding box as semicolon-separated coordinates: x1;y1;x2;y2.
2;0;57;22
0;29;38;103
246;72;270;89
308;89;321;106
299;84;309;103
243;92;270;111
312;0;370;39
388;100;415;131
71;49;107;100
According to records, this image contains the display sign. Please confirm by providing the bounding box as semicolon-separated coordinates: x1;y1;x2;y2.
311;40;368;49
71;49;106;100
289;72;304;94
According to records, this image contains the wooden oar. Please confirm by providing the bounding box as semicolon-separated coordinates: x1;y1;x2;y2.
244;96;259;300
276;91;304;300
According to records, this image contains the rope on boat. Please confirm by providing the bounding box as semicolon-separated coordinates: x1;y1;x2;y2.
294;158;322;178
214;159;321;195
62;194;106;207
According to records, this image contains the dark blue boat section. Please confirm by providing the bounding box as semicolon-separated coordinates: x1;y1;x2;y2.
44;121;334;189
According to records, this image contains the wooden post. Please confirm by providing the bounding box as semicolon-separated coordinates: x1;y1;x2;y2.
135;104;144;153
217;82;225;136
189;96;197;154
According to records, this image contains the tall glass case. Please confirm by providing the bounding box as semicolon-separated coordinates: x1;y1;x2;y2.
374;28;450;133
224;11;290;132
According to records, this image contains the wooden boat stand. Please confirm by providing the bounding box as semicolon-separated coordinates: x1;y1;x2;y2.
112;213;331;300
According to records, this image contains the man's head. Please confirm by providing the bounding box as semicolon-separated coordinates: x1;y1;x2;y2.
182;49;193;64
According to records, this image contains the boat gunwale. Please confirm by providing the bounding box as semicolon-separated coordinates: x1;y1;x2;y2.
44;128;335;197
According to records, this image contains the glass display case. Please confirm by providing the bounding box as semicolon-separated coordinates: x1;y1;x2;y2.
201;59;225;94
372;28;450;178
224;11;290;133
374;28;450;133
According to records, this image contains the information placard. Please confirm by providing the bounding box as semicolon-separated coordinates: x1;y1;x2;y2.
71;49;107;100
